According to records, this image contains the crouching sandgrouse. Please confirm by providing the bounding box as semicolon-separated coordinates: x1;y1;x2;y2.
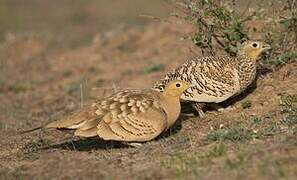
23;80;191;145
153;41;271;117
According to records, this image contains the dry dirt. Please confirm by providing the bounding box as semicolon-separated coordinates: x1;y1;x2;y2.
0;1;297;180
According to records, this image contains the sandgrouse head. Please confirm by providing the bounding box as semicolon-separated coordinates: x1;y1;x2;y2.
163;80;192;97
238;40;271;61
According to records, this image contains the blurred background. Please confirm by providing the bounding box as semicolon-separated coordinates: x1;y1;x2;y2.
0;0;177;98
0;0;170;46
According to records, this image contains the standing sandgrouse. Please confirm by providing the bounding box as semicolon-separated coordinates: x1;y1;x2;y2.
25;80;191;144
153;41;271;117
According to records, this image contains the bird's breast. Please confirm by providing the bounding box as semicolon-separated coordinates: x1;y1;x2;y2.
162;99;181;128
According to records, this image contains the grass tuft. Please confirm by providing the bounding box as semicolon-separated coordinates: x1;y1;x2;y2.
279;94;297;109
20;138;52;160
207;143;226;157
279;94;297;127
241;99;252;109
206;122;252;143
266;52;297;66
24;138;52;153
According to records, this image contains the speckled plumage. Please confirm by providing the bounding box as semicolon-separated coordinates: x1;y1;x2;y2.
44;80;191;143
153;41;271;115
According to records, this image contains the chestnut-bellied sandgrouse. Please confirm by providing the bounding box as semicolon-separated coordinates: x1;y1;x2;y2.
23;80;191;145
153;41;271;117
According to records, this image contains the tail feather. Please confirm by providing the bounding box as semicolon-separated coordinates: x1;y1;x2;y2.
20;126;43;134
45;106;95;129
44;117;85;129
21;106;99;134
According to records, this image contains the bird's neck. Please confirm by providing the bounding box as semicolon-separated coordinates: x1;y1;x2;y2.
236;55;257;90
238;51;260;61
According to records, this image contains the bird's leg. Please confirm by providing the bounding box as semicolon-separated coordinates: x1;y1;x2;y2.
192;103;205;118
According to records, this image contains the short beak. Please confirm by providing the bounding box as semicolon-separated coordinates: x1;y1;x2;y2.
262;44;271;50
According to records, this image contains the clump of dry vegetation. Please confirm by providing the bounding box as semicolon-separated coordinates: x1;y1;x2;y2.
261;0;297;65
174;0;251;56
171;0;297;66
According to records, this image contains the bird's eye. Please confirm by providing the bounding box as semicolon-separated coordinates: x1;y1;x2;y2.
252;43;258;48
175;83;181;88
